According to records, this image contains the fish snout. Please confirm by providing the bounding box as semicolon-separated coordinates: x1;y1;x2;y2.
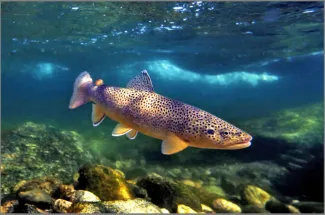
241;133;253;144
244;135;252;142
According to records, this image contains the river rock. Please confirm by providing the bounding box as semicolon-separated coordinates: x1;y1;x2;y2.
14;176;61;198
68;198;163;213
177;204;197;213
291;201;324;213
240;185;274;207
127;182;149;200
76;164;133;201
241;205;270;213
265;200;292;213
18;188;55;209
136;173;202;212
71;190;101;203
1;122;96;195
59;184;75;200
201;204;214;213
102;198;163;213
53;199;72;213
212;198;241;213
20;204;48;213
0;200;19;213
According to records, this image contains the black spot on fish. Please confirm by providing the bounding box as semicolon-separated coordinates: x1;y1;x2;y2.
207;129;215;135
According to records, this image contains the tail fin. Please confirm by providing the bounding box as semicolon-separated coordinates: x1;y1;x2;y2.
69;72;93;109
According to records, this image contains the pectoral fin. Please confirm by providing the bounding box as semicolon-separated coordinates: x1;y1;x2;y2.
112;123;133;136
161;135;188;155
126;130;138;140
92;104;105;126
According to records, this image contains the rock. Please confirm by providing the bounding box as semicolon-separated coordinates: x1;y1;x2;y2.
127;183;149;200
181;180;203;189
68;198;163;213
77;164;133;201
201;204;214;213
20;204;48;213
13;180;28;194
59;184;75;200
0;200;19;213
114;169;126;179
220;176;239;195
241;205;270;213
67;202;103;213
177;204;197;213
13;176;61;198
212;198;241;213
161;208;170;213
71;190;101;203
1;122;97;195
136;173;202;212
54;199;72;213
287;205;300;213
291;201;324;213
127;180;136;184
265;200;292;213
202;185;226;197
18;188;55;209
188;185;226;208
73;173;80;187
240;185;274;207
102;198;163;213
265;200;300;213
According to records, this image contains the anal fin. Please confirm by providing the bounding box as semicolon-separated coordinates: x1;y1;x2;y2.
161;135;188;155
112;123;133;136
92;104;106;126
126;130;138;140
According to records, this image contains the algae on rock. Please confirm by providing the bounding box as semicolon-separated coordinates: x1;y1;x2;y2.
1;122;97;195
239;103;324;146
76;164;134;201
136;173;202;212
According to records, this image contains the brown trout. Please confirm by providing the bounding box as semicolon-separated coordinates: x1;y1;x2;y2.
69;70;252;155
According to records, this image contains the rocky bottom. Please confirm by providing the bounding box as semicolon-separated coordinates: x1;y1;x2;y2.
1;164;323;214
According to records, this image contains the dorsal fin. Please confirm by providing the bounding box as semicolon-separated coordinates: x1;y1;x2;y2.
126;70;154;92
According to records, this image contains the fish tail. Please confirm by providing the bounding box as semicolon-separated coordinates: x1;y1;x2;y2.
69;71;93;109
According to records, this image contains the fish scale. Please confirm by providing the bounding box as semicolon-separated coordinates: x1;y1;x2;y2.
69;70;252;155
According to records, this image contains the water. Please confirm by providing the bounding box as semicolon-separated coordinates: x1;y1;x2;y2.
1;2;324;213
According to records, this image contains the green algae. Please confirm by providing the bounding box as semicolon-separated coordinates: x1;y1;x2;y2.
1;122;97;195
239;103;324;146
76;164;134;201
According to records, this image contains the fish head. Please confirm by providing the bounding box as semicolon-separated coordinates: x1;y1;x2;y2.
187;114;252;150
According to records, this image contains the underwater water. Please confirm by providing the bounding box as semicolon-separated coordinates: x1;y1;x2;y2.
1;1;324;214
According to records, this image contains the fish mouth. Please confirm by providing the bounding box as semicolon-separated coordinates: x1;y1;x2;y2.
224;141;251;150
224;136;253;150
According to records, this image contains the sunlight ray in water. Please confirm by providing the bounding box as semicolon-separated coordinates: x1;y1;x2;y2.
20;62;69;80
146;60;279;86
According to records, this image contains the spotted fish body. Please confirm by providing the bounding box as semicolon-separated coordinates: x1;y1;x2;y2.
69;70;252;155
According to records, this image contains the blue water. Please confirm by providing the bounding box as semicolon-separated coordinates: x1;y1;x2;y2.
2;53;323;133
1;1;324;207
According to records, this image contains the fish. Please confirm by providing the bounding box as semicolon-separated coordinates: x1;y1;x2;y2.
69;70;253;155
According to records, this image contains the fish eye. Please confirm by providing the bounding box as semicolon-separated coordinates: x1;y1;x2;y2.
220;131;229;136
207;129;215;135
